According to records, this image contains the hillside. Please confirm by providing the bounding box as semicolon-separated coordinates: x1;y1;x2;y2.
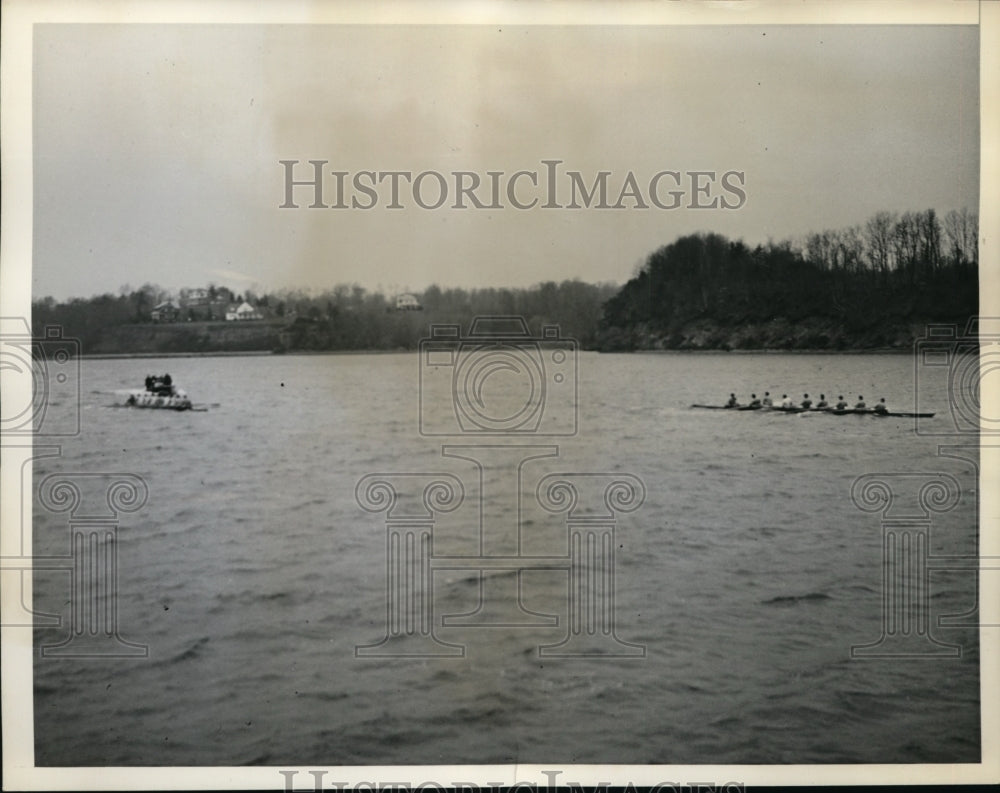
597;212;977;351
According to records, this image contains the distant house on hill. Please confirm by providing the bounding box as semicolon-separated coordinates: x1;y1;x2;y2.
395;293;423;311
225;301;263;321
150;301;180;323
180;287;210;307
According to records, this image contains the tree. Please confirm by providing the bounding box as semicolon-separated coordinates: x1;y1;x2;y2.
943;208;978;268
864;211;895;277
892;212;921;282
916;209;942;276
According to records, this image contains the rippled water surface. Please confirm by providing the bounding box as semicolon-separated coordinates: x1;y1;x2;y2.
33;351;980;765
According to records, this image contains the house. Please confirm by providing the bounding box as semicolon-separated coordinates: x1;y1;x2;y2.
395;293;423;311
225;301;263;321
179;288;210;307
150;301;180;323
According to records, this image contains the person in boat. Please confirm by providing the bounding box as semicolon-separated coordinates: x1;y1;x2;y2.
801;393;812;409
874;397;888;415
150;374;172;396
761;392;773;407
816;394;829;409
779;394;793;409
748;393;762;408
163;373;172;387
725;393;738;408
855;395;867;410
835;395;848;410
144;374;154;392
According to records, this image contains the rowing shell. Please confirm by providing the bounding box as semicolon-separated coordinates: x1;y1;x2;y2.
849;409;935;418
823;408;936;417
690;405;935;418
690;404;807;413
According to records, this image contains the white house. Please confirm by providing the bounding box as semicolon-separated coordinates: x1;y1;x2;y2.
225;301;263;321
395;293;423;311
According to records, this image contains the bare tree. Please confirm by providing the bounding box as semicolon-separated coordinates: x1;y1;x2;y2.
835;226;865;273
943;207;978;267
864;211;896;276
892;212;921;282
916;209;942;275
805;230;837;271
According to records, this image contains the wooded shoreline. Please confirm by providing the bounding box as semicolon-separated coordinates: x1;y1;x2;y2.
35;209;978;356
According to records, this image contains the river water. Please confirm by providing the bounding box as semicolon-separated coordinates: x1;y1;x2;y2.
32;350;980;765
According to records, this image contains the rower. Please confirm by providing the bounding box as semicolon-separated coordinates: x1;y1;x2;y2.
816;393;829;409
855;395;866;410
761;392;773;407
749;393;762;408
874;398;888;415
835;395;848;410
801;393;812;409
725;393;738;408
779;394;793;408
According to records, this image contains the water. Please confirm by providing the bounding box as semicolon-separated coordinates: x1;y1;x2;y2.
32;351;980;765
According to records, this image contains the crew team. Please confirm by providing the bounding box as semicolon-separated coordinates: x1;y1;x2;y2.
724;392;889;414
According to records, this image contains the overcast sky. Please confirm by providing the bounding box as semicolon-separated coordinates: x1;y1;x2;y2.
32;23;979;300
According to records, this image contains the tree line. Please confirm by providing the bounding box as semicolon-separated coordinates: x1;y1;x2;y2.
598;208;977;350
32;206;977;353
31;280;619;353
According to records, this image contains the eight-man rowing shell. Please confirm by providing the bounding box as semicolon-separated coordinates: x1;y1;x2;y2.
690;404;934;418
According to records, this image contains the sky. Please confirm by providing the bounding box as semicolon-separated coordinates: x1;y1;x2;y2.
30;22;979;300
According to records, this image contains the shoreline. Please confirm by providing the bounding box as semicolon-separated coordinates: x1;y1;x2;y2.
78;349;414;360
630;347;915;355
79;346;917;360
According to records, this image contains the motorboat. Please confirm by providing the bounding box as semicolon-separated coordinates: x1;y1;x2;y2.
115;376;192;410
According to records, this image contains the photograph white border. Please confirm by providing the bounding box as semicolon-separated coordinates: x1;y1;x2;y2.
2;0;997;789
